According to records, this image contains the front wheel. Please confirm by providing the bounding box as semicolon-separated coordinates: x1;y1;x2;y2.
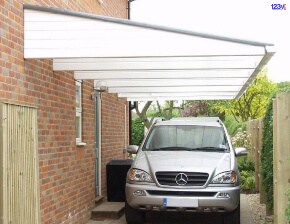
223;201;240;224
125;201;146;224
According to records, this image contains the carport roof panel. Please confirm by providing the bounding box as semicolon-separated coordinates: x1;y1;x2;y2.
24;4;274;59
23;4;274;47
23;4;275;100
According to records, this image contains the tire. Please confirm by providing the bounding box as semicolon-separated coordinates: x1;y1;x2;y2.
223;201;240;224
125;201;146;224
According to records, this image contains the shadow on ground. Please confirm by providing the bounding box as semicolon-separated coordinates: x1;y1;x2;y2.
146;211;223;224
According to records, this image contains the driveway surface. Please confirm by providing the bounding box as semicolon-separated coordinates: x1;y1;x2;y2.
87;194;253;224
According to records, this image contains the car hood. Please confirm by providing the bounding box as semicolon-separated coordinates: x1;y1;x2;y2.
134;151;231;182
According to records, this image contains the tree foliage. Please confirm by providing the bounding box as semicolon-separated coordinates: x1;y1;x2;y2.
223;115;247;136
132;117;144;146
213;70;277;122
135;101;182;129
180;100;224;119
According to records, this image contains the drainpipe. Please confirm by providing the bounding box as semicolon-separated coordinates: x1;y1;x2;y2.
128;0;135;20
128;0;135;145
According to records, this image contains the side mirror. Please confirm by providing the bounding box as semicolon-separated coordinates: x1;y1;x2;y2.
126;145;138;154
235;147;248;157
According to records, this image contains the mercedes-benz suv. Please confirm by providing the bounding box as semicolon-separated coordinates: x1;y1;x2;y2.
125;117;247;224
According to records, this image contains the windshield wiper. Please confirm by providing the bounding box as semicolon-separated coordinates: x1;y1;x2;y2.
149;147;194;151
191;147;226;152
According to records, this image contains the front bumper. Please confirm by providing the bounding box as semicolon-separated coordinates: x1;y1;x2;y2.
126;183;240;212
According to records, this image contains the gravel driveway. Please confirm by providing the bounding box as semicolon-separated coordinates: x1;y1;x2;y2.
247;194;273;224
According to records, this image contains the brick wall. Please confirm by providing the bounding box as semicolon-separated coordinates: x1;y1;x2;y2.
101;93;129;196
0;0;128;223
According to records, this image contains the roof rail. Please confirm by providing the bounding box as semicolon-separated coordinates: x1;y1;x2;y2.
153;118;164;124
171;117;221;123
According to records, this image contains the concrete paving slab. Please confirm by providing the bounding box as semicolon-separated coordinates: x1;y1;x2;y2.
93;202;124;212
92;202;125;219
240;194;253;224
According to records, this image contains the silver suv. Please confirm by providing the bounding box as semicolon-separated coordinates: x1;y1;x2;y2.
125;117;247;224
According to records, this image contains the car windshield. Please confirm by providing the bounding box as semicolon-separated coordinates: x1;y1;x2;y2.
143;125;228;152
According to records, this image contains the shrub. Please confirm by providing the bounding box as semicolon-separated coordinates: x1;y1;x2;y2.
238;156;255;172
261;85;290;211
231;129;254;190
240;170;255;189
223;115;247;136
132;116;144;146
261;98;274;210
231;128;251;150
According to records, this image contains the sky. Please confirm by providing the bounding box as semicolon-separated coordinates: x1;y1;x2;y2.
130;0;290;83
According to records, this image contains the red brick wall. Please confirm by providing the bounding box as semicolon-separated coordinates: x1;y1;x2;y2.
101;93;129;196
0;1;128;223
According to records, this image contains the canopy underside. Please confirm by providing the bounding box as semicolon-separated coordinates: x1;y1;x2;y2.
24;5;275;101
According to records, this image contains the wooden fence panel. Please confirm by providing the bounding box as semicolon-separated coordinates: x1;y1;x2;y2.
248;118;261;191
274;93;290;224
0;102;40;224
247;117;266;196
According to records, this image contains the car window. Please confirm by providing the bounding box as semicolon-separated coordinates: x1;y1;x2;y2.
144;125;228;151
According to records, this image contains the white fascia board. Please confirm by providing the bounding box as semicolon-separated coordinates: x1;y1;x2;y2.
126;96;235;101
118;92;238;98
93;78;247;87
75;70;253;80
108;86;242;93
53;56;261;71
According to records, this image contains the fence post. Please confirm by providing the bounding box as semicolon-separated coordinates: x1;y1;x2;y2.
274;93;290;224
273;99;278;220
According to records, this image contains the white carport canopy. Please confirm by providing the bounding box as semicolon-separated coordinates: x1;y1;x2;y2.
24;5;275;101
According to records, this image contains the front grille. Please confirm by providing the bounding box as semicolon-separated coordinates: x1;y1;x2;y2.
147;190;217;197
155;172;209;186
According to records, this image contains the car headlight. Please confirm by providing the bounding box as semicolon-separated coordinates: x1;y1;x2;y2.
129;169;153;183
211;171;236;184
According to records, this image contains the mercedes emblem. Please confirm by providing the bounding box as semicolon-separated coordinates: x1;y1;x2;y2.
175;173;188;185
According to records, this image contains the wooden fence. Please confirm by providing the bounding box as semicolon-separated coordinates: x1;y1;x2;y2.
0;102;40;224
247;92;290;224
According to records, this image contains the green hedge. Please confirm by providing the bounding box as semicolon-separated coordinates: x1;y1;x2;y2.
261;84;290;211
223;115;247;136
132;116;144;146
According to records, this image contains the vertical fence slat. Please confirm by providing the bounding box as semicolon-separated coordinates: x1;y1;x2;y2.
0;103;7;223
247;120;254;161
